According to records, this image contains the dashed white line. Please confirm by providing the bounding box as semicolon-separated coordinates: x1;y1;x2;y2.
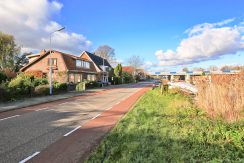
0;115;20;121
19;151;40;163
64;126;81;137
35;107;48;111
92;113;101;120
59;102;69;105
106;106;113;110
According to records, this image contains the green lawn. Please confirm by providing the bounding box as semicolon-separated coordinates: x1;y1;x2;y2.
86;89;244;163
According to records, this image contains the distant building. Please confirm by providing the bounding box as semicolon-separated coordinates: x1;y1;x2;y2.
122;66;148;80
122;66;134;74
149;70;241;82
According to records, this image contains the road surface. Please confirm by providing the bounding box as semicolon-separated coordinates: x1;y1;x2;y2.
0;82;149;163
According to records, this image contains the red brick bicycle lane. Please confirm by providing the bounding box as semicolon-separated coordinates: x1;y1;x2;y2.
30;86;150;163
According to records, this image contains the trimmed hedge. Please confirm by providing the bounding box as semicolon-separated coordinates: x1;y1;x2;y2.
53;82;67;92
34;84;50;95
85;81;101;88
76;82;86;91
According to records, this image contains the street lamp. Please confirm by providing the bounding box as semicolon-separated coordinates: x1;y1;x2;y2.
49;27;65;95
102;55;105;87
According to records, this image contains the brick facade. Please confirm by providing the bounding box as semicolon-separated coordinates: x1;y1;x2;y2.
21;51;101;83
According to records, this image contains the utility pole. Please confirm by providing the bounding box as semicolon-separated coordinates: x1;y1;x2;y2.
49;27;65;95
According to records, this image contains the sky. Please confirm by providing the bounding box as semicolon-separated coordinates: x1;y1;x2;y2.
0;0;244;73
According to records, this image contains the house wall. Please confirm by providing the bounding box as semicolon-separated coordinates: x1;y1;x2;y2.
23;52;68;83
24;52;67;74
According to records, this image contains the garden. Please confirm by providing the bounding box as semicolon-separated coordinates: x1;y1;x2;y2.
0;72;69;102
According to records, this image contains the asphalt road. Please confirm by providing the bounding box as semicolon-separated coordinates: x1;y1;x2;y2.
0;83;148;163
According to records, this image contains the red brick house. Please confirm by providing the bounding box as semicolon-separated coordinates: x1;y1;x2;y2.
20;50;112;83
122;66;148;80
122;66;134;74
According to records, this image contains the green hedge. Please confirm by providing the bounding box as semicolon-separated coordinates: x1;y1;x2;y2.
53;82;67;91
86;81;101;88
0;73;68;101
34;84;50;95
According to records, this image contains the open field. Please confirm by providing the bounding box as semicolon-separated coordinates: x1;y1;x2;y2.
86;89;244;162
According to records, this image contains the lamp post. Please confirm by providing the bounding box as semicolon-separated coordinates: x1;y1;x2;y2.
102;55;105;87
49;27;65;95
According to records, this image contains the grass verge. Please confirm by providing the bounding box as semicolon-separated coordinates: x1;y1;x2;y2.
86;89;244;162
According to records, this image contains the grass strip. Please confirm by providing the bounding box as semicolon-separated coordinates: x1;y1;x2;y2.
86;89;244;163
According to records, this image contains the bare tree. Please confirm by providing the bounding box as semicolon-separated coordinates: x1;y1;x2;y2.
182;67;189;72
127;55;144;76
94;45;115;63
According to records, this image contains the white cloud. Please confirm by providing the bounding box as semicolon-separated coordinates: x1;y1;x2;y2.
156;19;244;66
185;18;235;36
0;0;92;54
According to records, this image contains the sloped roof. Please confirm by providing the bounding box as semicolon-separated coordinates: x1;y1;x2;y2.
20;50;94;73
84;51;112;70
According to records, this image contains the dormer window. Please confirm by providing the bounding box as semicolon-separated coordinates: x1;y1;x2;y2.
76;60;82;67
76;60;90;69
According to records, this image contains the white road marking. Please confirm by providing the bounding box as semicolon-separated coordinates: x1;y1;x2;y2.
19;151;40;163
0;115;20;121
106;107;112;110
64;126;81;137
35;107;48;111
59;102;69;105
115;102;120;105
92;113;101;120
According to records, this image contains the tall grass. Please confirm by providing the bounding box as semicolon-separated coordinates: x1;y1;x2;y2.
195;73;244;122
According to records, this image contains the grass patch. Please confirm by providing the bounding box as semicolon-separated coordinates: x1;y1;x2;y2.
86;89;244;163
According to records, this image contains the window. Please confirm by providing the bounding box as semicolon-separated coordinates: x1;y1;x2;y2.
76;60;82;67
87;74;96;81
76;60;90;69
75;73;82;83
68;73;75;83
48;58;57;66
85;62;90;69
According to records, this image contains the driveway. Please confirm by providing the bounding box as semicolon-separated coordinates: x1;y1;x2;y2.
0;82;150;163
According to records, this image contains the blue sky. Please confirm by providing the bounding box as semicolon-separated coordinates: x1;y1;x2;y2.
0;0;243;72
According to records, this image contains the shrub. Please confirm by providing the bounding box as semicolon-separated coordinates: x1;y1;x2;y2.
33;77;48;87
0;71;8;84
53;82;67;92
8;74;33;95
122;72;134;83
86;81;101;88
195;73;244;122
76;82;86;91
112;76;122;85
34;84;50;95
